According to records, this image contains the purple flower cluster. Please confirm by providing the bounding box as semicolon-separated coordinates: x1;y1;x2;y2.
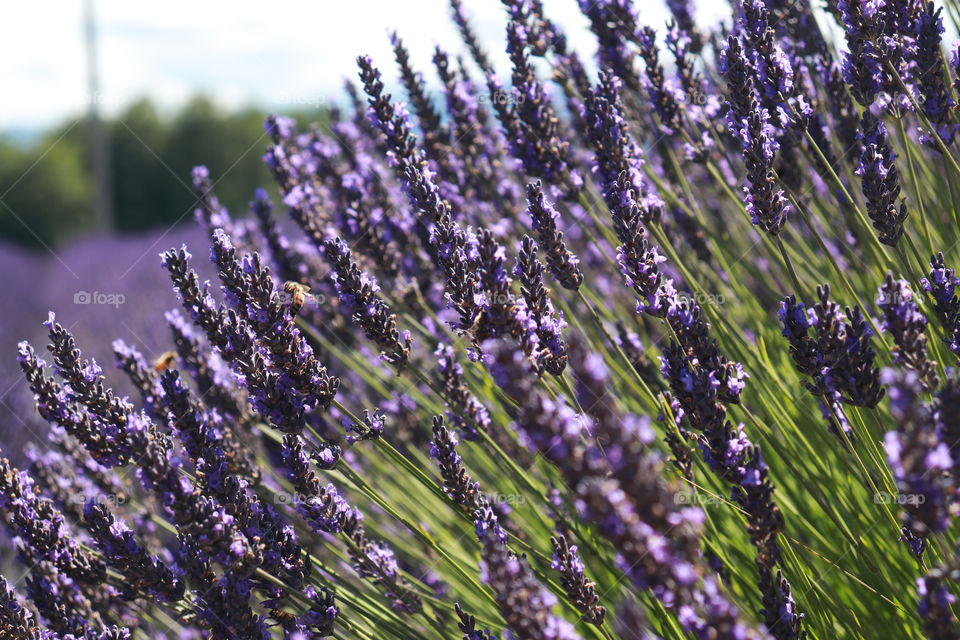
5;0;960;637
477;512;582;640
882;368;955;542
524;182;583;290
485;339;769;640
736;95;792;235
737;0;811;130
430;416;497;532
550;533;605;625
917;566;960;640
855;113;909;246
779;286;884;428
877;274;939;390
922;252;960;355
435;344;491;441
502;18;583;199
324;237;412;369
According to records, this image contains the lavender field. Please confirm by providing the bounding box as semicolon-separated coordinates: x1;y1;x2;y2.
3;0;960;638
0;227;220;455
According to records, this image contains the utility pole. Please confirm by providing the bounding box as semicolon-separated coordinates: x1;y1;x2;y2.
84;0;113;230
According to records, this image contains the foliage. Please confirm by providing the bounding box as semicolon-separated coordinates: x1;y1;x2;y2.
3;1;960;640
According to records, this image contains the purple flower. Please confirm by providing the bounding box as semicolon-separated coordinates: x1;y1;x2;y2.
501;19;582;198
917;570;959;639
877;274;938;389
838;0;888;106
922;253;960;356
780;285;884;411
578;0;640;90
84;502;184;603
582;72;660;220
477;511;583;640
882;368;955;539
485;339;770;640
914;2;956;145
855;113;908;246
551;533;605;625
736;96;791;235
435;344;490;440
524;182;583;290
324;237;411;369
455;603;500;640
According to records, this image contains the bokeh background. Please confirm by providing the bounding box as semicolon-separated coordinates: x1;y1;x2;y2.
0;0;688;453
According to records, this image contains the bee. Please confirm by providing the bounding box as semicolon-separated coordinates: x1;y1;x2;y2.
153;351;178;372
268;608;296;628
283;281;313;315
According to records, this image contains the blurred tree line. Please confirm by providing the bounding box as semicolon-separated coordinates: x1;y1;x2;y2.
0;97;324;248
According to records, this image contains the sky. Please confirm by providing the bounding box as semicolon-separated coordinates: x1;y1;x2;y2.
0;0;678;132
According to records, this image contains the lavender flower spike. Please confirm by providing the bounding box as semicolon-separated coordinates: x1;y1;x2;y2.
917;566;960;640
551;533;606;625
921;252;960;356
882;368;954;541
431;415;507;543
477;512;583;640
914;2;956;146
455;603;499;640
84;502;185;603
525;181;583;290
738;95;791;235
324;236;412;369
856;113;908;246
877;274;939;390
504;17;582;198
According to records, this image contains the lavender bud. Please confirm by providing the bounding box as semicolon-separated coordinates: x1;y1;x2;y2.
921;253;960;356
637;26;682;134
477;517;582;640
737;96;791;235
449;0;493;74
83;502;185;603
917;566;960;640
435;344;491;440
883;368;954;537
0;575;40;639
550;533;606;625
524;182;583;290
515;236;568;374
455;602;499;640
838;0;886;105
855;113;908;246
914;2;956;145
780;285;884;410
430;416;484;515
324;237;411;369
877;274;939;390
504;19;582;198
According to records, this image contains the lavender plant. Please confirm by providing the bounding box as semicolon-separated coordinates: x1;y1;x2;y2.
7;0;960;638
